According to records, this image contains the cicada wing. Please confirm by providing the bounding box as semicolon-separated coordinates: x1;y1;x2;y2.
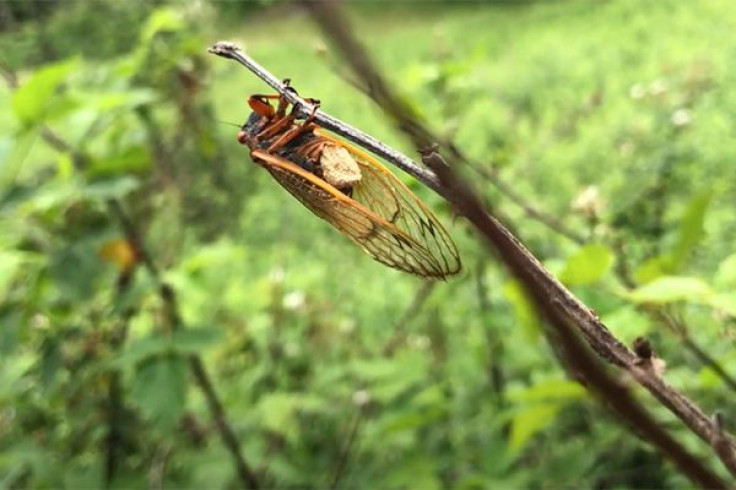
250;149;458;278
315;132;461;277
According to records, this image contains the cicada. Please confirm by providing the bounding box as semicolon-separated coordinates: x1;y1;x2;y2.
236;84;461;279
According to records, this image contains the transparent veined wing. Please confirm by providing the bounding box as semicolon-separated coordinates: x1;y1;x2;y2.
250;146;461;279
315;132;461;277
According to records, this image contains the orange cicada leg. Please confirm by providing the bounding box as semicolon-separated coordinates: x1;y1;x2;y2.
264;120;319;153
261;98;323;153
255;111;298;142
247;95;279;117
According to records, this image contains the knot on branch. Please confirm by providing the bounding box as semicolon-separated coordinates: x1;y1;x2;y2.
633;337;666;377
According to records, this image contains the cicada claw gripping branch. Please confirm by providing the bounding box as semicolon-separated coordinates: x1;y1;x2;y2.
208;41;445;197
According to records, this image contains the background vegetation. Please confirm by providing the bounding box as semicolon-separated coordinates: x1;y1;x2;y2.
2;0;736;487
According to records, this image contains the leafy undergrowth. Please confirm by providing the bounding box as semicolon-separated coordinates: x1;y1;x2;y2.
2;0;736;487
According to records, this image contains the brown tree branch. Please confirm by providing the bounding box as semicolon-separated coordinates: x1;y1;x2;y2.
304;3;736;398
422;148;728;487
316;18;736;393
207;5;736;484
208;41;445;197
298;4;736;479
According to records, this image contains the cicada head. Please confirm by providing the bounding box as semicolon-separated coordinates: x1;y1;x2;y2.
238;95;279;147
238;111;265;147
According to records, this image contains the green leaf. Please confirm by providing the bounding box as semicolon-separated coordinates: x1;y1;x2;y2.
48;242;105;302
560;244;614;286
0;250;26;297
0;308;23;355
85;89;157;112
12;58;80;125
502;280;540;339
377;454;441;489
699;366;724;390
628;276;713;304
509;379;586;404
633;255;670;284
87;145;151;177
670;192;711;272
170;326;223;354
109;333;176;370
507;377;586;454
140;8;184;42
0;128;37;195
132;354;187;432
258;392;300;437
39;337;61;392
378;404;447;435
41;93;81;122
0;442;59;487
13;179;78;213
707;293;736;318
714;254;736;288
510;404;561;454
81;176;140;200
63;460;104;490
600;306;653;341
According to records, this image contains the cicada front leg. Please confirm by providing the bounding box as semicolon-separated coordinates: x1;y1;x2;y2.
264;101;322;153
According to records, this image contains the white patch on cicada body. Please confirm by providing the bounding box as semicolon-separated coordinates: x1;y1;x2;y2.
320;145;362;189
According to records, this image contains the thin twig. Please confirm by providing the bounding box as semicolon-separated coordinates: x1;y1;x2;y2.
1;69;260;490
475;260;506;403
382;281;436;356
464;162;585;243
613;241;736;394
653;309;736;393
148;444;172;490
321;55;585;244
189;356;260;489
207;10;736;483
105;271;136;486
329;410;362;489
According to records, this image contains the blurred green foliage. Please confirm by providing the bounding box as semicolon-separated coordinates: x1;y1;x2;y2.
2;0;736;487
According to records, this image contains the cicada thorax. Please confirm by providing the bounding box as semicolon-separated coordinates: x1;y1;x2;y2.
239;109;363;195
262;129;363;197
285;136;362;194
